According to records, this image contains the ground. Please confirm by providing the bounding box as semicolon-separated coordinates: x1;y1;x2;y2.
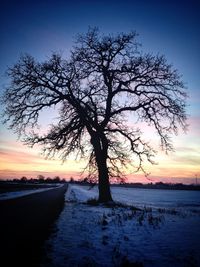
40;184;200;267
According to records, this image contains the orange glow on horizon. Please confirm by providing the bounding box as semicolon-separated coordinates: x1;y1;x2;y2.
0;141;199;184
0;116;199;184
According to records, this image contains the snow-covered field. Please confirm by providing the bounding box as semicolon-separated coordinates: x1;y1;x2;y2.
40;185;200;267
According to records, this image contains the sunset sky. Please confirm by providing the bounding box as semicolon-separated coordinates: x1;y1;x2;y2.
0;0;199;183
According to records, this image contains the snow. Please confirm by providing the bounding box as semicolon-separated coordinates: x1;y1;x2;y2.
65;184;98;203
0;187;59;200
40;184;200;267
112;186;200;210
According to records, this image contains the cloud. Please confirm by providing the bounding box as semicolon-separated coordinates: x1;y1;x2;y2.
0;144;87;180
187;116;200;135
172;155;200;166
176;147;199;153
0;147;44;165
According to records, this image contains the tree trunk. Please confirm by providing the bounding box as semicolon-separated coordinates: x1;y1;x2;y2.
97;155;113;203
91;134;113;203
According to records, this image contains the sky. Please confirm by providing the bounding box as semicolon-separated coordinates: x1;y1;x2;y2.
0;0;199;183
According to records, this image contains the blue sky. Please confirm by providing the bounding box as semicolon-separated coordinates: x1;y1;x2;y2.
0;0;199;181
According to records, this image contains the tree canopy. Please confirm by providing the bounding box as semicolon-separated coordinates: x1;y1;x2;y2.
2;28;187;201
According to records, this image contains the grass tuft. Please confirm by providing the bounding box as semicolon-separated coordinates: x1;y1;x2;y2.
85;198;140;210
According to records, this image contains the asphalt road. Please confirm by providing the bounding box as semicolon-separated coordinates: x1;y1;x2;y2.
0;184;67;267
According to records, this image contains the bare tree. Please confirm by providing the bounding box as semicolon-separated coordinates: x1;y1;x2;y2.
2;28;187;202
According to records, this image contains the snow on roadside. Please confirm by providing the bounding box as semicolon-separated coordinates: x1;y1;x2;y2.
65;184;98;202
41;185;200;267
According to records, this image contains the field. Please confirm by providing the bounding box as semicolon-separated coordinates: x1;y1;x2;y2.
40;184;200;267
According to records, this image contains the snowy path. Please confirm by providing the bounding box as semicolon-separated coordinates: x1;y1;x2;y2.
40;185;200;267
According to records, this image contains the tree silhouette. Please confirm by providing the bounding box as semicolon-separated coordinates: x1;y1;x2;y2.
20;176;27;182
2;28;187;202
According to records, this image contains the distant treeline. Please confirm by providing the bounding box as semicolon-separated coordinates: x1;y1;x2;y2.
2;175;66;184
113;182;200;191
1;176;200;191
69;179;200;191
